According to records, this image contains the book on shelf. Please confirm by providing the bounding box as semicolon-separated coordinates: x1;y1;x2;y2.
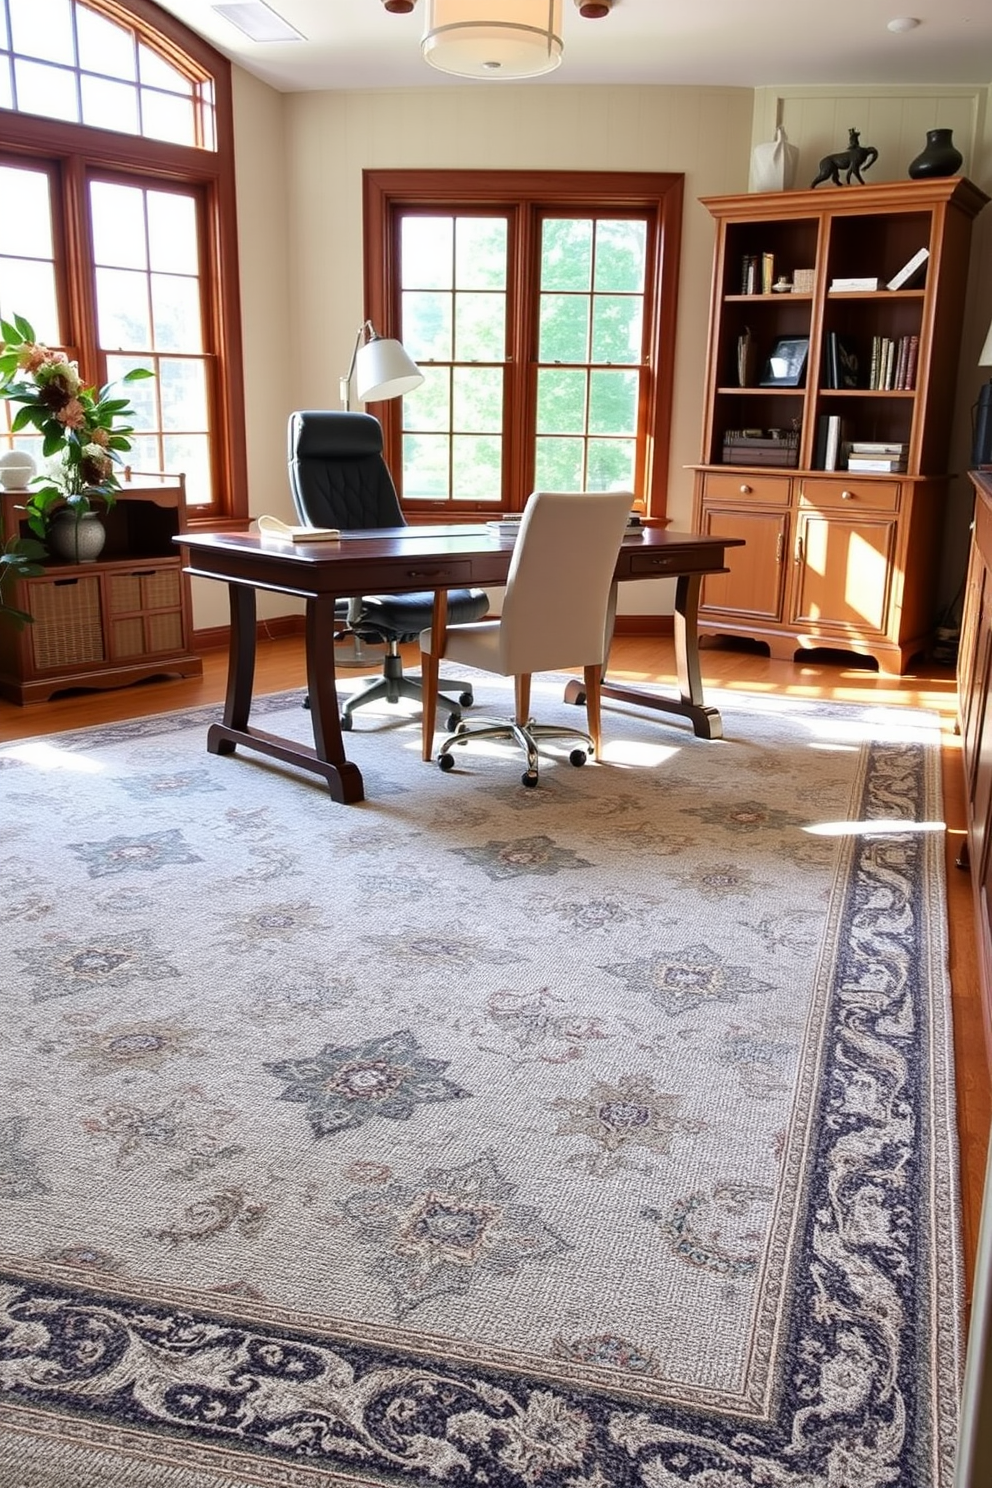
846;457;908;473
886;246;930;291
849;441;907;456
761;251;775;295
866;334;918;390
830;277;881;291
826;331;859;389
736;327;754;387
741;254;759;294
822;414;844;471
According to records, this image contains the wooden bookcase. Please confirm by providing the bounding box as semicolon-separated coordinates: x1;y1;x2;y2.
691;176;989;674
0;472;202;704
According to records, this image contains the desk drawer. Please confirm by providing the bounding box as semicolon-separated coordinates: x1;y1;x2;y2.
799;477;900;512
702;471;791;506
352;558;475;591
625;548;713;577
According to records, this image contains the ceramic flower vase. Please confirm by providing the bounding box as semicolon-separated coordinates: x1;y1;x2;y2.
908;129;963;180
48;508;107;564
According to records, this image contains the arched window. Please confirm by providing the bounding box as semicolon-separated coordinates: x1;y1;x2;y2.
0;0;246;521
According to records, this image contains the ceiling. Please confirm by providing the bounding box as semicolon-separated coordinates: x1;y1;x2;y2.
152;0;992;94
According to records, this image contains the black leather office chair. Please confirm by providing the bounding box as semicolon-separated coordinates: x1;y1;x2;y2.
287;410;490;730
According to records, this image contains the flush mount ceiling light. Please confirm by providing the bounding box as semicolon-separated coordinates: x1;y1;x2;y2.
211;1;304;43
421;0;565;79
887;16;921;30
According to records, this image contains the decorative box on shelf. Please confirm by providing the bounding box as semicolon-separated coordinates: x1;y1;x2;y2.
722;430;799;467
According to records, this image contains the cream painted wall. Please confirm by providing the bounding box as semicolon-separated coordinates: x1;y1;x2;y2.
189;67;296;629
279;84;754;619
218;77;992;631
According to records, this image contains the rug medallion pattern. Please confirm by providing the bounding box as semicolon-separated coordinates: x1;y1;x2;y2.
0;683;959;1486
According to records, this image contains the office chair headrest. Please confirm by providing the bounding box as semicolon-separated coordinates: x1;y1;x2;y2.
290;410;384;462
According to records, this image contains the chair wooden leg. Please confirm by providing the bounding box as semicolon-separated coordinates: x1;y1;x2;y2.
584;663;603;758
515;673;532;725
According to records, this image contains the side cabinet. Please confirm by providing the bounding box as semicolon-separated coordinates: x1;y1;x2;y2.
0;474;203;704
696;467;943;670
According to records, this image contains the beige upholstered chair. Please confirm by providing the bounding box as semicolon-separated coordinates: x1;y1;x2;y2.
420;489;633;787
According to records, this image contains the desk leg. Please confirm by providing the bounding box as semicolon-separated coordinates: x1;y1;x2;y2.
562;572;724;741
208;582;256;755
305;595;364;803
207;585;364;804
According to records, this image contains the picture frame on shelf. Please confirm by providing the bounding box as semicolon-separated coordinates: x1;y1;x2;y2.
758;336;810;388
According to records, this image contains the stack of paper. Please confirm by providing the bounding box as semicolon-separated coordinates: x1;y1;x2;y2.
486;518;524;538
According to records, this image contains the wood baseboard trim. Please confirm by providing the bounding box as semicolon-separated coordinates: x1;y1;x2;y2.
193;614;306;651
613;615;672;637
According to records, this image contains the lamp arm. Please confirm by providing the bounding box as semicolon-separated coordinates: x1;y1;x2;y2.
340;320;374;410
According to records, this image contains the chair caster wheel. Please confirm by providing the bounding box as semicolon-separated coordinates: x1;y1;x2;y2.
458;691;474;708
340;713;353;731
438;752;455;772
446;712;461;732
569;748;589;767
521;770;539;788
303;696;311;711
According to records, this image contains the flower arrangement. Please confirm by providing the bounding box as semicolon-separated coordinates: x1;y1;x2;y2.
0;313;153;540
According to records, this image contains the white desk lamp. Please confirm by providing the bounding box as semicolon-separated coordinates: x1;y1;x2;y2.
340;321;424;411
337;322;425;666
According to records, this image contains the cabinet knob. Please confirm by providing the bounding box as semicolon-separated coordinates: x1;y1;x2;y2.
739;483;752;494
841;489;855;501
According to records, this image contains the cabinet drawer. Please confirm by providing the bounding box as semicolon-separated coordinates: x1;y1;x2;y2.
799;477;901;512
107;565;182;614
29;576;105;671
702;471;791;506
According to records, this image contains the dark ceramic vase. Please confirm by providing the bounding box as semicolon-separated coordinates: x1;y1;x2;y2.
908;128;963;180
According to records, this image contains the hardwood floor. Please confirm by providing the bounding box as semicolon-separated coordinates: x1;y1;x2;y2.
2;631;987;1310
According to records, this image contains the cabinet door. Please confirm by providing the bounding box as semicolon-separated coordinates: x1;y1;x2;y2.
698;506;789;623
791;510;897;636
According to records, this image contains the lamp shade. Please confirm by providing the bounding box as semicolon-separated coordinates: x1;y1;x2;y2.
979;317;992;368
355;335;425;403
422;0;563;79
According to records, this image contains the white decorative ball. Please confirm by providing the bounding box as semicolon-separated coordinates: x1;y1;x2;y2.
0;449;37;489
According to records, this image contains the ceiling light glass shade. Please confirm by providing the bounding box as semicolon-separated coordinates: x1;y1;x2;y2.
422;0;563;79
355;334;425;403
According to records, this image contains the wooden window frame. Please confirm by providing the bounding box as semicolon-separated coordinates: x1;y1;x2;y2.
0;0;247;528
364;168;683;522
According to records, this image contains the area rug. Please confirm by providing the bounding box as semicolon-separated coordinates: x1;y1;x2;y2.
0;678;960;1487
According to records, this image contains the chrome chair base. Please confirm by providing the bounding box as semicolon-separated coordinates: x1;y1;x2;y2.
437;715;594;787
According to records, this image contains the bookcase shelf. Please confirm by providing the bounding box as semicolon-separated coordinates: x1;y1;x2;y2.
691;176;989;674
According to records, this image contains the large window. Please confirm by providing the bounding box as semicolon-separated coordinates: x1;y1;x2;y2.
365;170;683;521
0;0;246;522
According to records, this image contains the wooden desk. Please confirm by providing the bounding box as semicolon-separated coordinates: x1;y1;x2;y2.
177;525;744;804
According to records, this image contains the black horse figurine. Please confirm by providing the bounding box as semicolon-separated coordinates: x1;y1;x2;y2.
810;129;878;187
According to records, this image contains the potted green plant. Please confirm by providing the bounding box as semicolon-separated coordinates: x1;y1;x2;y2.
0;313;153;564
0;533;46;628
